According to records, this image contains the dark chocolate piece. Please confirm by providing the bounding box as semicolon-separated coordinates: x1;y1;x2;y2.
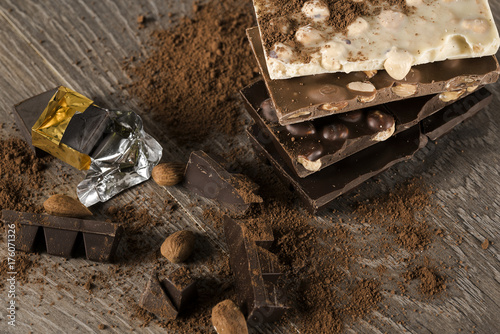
12;88;58;156
1;210;122;262
184;151;263;214
223;215;288;325
139;272;178;320
61;105;110;155
421;89;493;141
246;27;500;125
247;124;426;213
241;80;488;178
13;88;110;158
160;267;198;312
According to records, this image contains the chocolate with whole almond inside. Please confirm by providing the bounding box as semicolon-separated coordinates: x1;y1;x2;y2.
253;0;500;80
247;27;500;125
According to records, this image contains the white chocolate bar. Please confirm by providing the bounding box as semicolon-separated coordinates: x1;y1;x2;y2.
253;0;500;80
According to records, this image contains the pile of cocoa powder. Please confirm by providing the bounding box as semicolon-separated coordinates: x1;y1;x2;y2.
124;0;258;144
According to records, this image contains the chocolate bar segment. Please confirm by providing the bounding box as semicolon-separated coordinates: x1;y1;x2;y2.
1;210;122;262
139;271;178;320
60;105;110;155
421;89;493;141
242;80;487;178
160;267;198;312
223;215;288;325
12;88;58;156
247;27;500;125
248;124;426;213
184;151;263;214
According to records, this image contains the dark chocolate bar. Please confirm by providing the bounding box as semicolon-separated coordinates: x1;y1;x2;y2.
248;124;426;213
184;151;263;214
12;88;58;156
223;215;288;325
139;271;178;320
247;27;500;125
421;89;493;141
1;210;122;262
241;80;485;178
61;105;110;155
247;88;492;213
160;267;198;312
13;87;110;157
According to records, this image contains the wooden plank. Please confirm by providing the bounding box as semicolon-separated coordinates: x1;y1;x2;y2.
0;0;498;333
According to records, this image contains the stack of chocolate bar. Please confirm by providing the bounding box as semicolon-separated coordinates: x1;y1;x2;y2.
241;0;500;213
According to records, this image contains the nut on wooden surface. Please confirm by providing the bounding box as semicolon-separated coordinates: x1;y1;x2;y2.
43;194;93;218
211;299;248;334
152;162;185;186
161;230;195;263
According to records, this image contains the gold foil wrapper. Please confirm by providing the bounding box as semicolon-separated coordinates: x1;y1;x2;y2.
31;86;94;170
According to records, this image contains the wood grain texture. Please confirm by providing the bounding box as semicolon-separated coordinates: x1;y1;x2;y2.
0;0;499;333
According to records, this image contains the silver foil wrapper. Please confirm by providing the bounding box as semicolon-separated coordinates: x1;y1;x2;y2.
77;110;162;206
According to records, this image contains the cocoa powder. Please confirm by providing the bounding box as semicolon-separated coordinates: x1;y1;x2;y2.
124;0;258;144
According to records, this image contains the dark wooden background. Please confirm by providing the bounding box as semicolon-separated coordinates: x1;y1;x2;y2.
0;0;499;333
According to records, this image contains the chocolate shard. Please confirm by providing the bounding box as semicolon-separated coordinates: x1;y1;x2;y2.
246;27;500;125
12;88;58;156
160;267;198;312
241;80;485;178
223;215;288;325
184;151;263;214
139;271;178;320
1;210;123;262
421;88;493;141
247;123;426;214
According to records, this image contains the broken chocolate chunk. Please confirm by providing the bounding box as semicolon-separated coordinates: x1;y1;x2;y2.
139;271;178;320
160;267;198;312
184;151;263;214
223;215;288;326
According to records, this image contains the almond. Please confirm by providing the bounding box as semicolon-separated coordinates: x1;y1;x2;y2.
152;162;185;186
391;84;417;98
384;48;413;80
43;194;92;218
161;230;195;263
211;300;248;334
347;81;376;94
439;90;465;102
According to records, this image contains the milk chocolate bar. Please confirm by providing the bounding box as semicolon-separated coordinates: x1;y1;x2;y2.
1;210;122;262
223;216;288;325
252;0;500;80
241;80;490;178
247;88;492;213
184;151;263;214
248;124;426;213
247;27;500;125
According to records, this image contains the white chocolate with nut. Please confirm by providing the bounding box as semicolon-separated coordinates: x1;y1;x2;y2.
253;0;500;80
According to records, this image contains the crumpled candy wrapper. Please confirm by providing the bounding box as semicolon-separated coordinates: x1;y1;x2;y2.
31;86;162;207
77;110;162;206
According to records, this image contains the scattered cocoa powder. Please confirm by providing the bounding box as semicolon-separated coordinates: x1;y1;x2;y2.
355;178;434;251
0;137;49;213
124;0;258;144
403;259;446;296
